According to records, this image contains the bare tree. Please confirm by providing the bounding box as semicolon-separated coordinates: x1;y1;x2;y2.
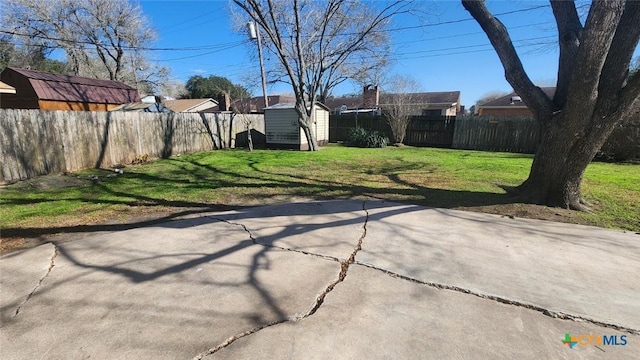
233;0;411;151
1;0;166;92
463;0;640;210
380;75;422;144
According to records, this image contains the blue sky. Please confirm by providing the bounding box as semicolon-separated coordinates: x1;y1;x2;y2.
138;1;612;107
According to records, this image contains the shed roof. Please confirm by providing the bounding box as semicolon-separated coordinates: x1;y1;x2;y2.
2;67;139;104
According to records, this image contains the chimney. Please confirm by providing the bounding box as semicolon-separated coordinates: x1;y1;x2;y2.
362;84;379;108
218;92;231;111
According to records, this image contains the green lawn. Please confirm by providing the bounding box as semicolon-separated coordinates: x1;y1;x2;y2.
2;145;639;237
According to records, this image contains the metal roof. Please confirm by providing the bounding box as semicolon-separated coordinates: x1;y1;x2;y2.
4;67;140;104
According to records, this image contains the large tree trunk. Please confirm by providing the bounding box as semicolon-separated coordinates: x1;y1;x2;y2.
514;111;619;210
295;102;319;151
300;121;319;151
463;0;640;210
246;122;254;151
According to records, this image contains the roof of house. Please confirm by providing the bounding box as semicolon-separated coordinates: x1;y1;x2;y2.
163;98;218;112
480;87;556;108
110;102;171;113
378;91;461;105
2;67;139;103
323;96;364;111
230;95;297;113
264;102;331;111
325;91;461;111
0;80;16;94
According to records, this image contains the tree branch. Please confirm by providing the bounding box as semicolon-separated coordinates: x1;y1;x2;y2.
462;0;555;121
550;0;582;107
562;0;625;118
598;0;640;101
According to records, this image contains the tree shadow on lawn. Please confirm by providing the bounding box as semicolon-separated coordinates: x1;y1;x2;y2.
1;156;514;247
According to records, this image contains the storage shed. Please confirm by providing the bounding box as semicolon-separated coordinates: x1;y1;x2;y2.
0;67;139;111
264;102;330;150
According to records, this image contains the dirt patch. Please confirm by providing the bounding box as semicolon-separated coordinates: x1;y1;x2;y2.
4;170;126;190
6;174;94;190
0;173;599;254
457;203;592;227
0;195;317;255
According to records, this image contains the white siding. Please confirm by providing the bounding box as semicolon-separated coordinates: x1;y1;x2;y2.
314;107;329;142
444;106;457;116
265;108;299;144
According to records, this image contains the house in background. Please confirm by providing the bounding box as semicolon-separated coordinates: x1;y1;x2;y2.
324;85;379;114
109;102;171;113
324;85;461;117
264;102;330;150
141;95;174;103
477;87;555;116
0;67;139;111
163;98;218;112
379;91;461;117
228;95;297;113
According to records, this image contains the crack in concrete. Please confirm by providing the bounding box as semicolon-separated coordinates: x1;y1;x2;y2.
192;318;290;359
210;217;341;263
355;262;640;336
305;201;368;317
14;244;58;316
194;202;370;359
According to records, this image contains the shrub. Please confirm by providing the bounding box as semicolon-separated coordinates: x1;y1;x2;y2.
596;116;640;162
347;127;389;148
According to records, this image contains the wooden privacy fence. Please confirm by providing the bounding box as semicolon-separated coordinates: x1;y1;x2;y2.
329;113;389;143
329;114;456;147
0;109;264;183
452;115;540;153
406;116;455;148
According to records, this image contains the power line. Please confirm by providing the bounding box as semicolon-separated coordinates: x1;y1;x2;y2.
1;4;549;53
384;4;549;33
0;29;247;52
207;34;558;81
393;21;553;47
156;42;250;61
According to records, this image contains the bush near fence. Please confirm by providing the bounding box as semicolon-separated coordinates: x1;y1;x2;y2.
329;113;455;147
0;109;264;183
331;113;639;159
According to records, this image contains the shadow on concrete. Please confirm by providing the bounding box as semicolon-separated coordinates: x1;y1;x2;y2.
1;152;517;244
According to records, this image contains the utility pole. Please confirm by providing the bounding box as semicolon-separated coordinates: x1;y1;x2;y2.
247;21;269;108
